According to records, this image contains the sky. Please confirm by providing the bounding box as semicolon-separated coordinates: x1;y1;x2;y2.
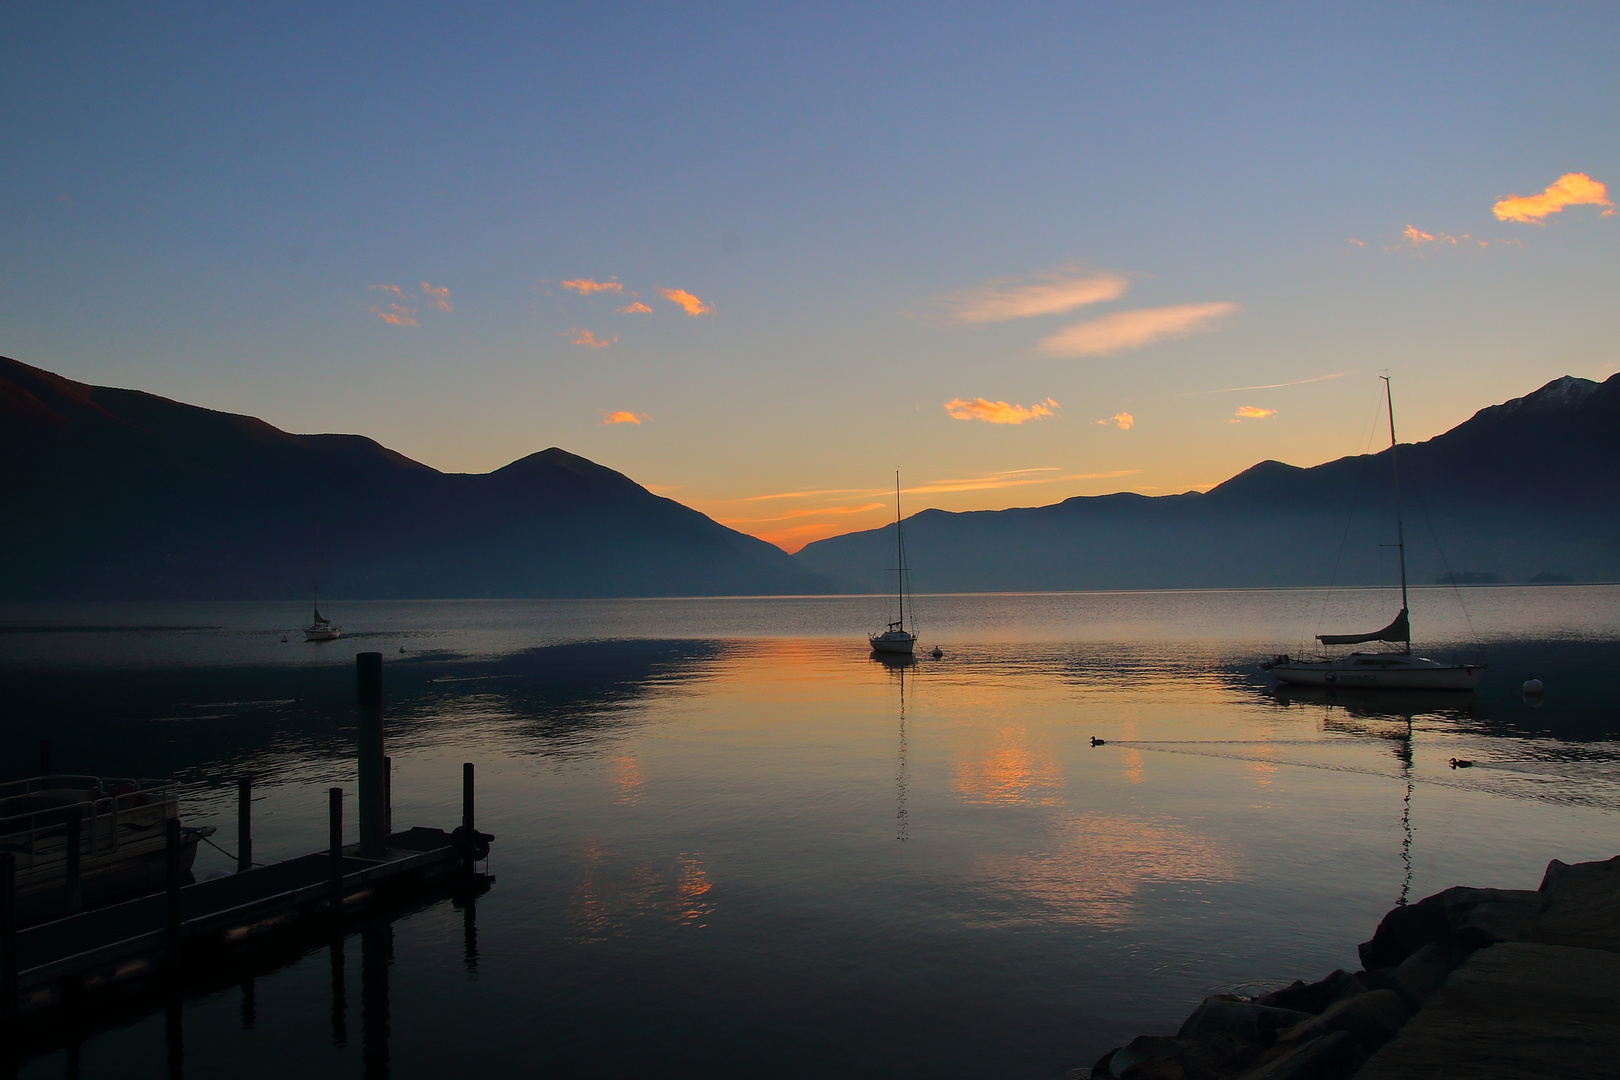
3;3;1617;551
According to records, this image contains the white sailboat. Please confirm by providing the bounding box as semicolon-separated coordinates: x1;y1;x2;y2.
869;473;918;655
303;583;341;642
1262;377;1485;691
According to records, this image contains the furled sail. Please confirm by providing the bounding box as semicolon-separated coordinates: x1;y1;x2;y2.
1317;608;1409;646
313;608;327;624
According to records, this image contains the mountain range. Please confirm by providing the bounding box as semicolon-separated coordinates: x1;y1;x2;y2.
3;355;1615;601
798;373;1620;593
0;356;830;600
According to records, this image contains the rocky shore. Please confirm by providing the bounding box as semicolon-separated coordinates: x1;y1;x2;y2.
1083;854;1620;1080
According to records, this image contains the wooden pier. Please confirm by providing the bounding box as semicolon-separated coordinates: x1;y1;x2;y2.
0;652;494;1035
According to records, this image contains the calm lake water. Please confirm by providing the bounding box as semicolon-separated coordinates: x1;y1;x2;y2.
2;587;1618;1078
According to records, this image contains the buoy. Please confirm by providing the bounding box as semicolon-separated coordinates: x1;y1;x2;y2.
1091;737;1107;747
1522;678;1544;695
931;647;943;659
280;636;289;643
1449;757;1474;769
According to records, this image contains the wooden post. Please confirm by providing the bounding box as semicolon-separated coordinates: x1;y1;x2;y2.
356;653;386;859
65;805;82;914
1;852;17;1027
328;787;343;912
236;778;252;873
165;818;183;968
382;757;392;837
462;763;474;832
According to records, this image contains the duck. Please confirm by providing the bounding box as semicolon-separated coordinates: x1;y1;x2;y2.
1091;737;1107;747
1449;757;1474;769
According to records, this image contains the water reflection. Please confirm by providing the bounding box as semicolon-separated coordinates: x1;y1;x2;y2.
567;844;715;943
954;725;1064;807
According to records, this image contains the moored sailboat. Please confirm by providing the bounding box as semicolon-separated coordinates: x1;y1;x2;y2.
1262;377;1485;691
304;583;341;642
869;473;917;655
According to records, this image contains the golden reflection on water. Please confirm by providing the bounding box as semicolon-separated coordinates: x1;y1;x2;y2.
611;753;645;805
567;843;716;943
976;812;1241;927
953;724;1063;806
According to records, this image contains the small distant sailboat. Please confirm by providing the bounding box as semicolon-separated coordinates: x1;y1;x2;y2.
870;473;917;656
304;583;340;643
1263;377;1484;690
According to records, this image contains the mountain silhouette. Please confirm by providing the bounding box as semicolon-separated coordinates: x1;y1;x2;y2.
796;374;1620;593
0;356;831;600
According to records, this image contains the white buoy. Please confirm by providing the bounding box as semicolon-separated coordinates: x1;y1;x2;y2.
1523;678;1544;695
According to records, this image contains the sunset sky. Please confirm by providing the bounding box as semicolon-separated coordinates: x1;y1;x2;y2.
4;4;1617;550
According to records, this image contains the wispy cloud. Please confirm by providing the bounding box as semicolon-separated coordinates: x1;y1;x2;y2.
370;302;419;327
659;288;713;316
1096;412;1134;429
420;281;453;312
1230;405;1277;423
905;469;1137;496
1040;302;1238;357
932;266;1129;323
562;278;624;295
1493;172;1614;223
570;328;617;348
370;283;407;299
601;410;645;425
719;503;888;526
618;301;653;314
944;397;1059;424
1178;372;1347;397
1348;238;1366;247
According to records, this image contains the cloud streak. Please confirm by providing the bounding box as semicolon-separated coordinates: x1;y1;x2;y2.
1230;405;1277;423
1178;372;1347;397
562;278;624;295
618;301;653;314
1493;173;1614;223
944;397;1059;424
420;282;453;312
1040;302;1237;357
370;302;418;327
570;328;617;348
660;288;713;316
601;410;645;425
1096;412;1133;429
933;266;1129;323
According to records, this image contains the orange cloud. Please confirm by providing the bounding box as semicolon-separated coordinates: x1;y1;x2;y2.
619;301;653;314
369;283;407;299
1230;405;1277;423
601;410;645;425
935;267;1129;323
944;397;1059;424
420;281;453;312
659;288;713;316
1040;302;1237;357
370;302;418;327
562;278;624;295
1493;173;1614;223
1096;412;1133;429
570;328;617;348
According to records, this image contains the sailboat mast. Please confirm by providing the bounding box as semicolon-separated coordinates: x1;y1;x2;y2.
1382;376;1410;652
894;471;905;631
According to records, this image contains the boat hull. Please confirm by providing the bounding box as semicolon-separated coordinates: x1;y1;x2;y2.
1268;660;1483;690
869;632;916;655
304;627;340;642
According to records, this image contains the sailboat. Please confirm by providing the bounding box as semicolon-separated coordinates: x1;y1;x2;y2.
869;473;917;655
303;582;341;642
1262;377;1485;691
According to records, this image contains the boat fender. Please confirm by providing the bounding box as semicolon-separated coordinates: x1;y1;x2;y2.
1325;672;1337;683
451;824;494;861
1522;678;1544;695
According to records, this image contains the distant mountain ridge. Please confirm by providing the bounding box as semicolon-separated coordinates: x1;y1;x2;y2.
796;374;1620;593
0;356;831;600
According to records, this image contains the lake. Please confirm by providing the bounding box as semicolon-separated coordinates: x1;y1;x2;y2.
2;586;1617;1078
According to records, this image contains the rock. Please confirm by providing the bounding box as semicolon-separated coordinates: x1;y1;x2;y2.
1358;886;1544;969
1360;942;1454;1012
1527;855;1620;954
1232;1031;1363;1080
1104;1034;1264;1080
1178;998;1313;1045
1255;970;1366;1015
1273;988;1410;1055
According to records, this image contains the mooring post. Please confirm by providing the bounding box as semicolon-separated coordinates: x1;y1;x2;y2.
356;653;387;859
2;852;18;1028
236;778;252;873
462;762;474;832
65;805;82;914
165;817;183;969
38;739;50;779
382;756;392;836
329;787;344;913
